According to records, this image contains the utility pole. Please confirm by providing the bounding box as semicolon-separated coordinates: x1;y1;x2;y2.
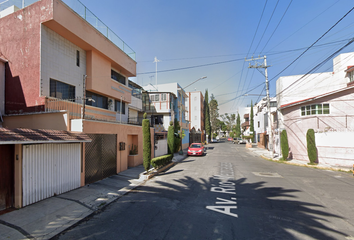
153;57;160;86
246;56;273;158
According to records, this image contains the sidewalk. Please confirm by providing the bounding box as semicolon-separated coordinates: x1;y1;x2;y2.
0;152;187;240
247;145;353;172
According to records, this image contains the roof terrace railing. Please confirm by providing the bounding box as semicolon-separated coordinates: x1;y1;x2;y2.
0;0;136;61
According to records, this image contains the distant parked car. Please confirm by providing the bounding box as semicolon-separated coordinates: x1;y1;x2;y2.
233;138;246;144
187;143;205;156
210;138;219;143
227;137;233;141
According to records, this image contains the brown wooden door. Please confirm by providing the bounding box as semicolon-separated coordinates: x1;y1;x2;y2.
0;145;14;211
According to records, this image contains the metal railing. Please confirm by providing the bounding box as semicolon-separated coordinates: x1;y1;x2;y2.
0;0;37;11
0;0;136;61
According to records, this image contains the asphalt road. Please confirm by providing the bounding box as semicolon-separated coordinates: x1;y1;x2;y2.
55;140;354;240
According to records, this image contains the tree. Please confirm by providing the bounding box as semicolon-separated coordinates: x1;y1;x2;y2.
142;113;151;171
235;113;241;138
209;94;219;138
306;129;317;164
204;89;211;141
167;121;174;154
173;118;181;152
280;130;289;160
250;101;254;142
221;113;236;133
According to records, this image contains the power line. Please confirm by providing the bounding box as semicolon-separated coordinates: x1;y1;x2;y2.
260;0;293;54
269;6;354;83
252;0;279;55
137;58;244;75
266;0;340;53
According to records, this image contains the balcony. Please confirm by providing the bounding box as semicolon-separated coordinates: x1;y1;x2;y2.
0;0;135;60
45;97;147;126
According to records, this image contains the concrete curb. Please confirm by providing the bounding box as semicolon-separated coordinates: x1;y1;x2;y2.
261;154;352;173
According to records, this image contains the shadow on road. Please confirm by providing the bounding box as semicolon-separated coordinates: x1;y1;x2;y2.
55;176;349;240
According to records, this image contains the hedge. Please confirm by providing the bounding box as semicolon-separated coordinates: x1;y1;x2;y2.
151;154;173;169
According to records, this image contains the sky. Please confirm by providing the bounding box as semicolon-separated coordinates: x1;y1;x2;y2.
78;0;354;115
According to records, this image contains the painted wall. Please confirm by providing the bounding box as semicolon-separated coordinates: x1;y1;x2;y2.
3;112;69;130
315;131;354;168
1;0;136;114
1;0;47;113
41;25;86;99
81;120;154;184
188;91;203;131
277;52;354;108
282;88;354;166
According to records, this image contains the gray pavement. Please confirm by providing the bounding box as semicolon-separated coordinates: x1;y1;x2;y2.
0;152;187;240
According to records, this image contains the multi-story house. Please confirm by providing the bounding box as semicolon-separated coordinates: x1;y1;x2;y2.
0;0;153;208
254;97;277;151
143;83;190;150
276;52;354;167
186;91;205;143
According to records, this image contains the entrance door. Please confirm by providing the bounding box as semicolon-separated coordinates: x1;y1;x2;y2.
0;145;14;211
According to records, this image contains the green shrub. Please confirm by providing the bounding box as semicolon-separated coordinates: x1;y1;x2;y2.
281;130;289;160
143;113;151;171
306;129;317;164
167;122;174;154
151;154;173;169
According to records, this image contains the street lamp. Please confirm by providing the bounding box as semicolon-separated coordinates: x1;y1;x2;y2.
183;76;207;90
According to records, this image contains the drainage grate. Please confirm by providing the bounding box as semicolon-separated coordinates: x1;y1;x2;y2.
252;172;283;178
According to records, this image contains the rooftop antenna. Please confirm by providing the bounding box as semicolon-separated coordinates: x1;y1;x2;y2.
153;57;160;86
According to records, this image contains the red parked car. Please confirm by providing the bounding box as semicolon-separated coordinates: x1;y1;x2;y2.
187;143;205;156
227;137;232;141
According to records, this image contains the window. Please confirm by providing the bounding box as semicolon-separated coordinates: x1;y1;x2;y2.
301;103;330;116
76;50;80;67
153;115;163;124
86;91;108;109
349;71;354;82
50;79;75;100
270;102;277;108
155;94;159;102
111;70;126;85
258;121;260;128
162;93;167;101
115;99;126;114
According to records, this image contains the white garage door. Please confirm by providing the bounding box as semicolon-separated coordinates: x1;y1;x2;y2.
22;143;81;206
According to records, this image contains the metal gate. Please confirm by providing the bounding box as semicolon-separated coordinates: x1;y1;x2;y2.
189;132;202;144
0;145;14;211
22;143;81;207
85;134;117;184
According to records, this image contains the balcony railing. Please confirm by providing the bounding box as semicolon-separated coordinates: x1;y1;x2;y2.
0;0;136;61
45;97;147;125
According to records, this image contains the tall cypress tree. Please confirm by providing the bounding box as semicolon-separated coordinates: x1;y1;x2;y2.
142;113;151;171
236;113;241;138
250;101;254;142
204;89;211;141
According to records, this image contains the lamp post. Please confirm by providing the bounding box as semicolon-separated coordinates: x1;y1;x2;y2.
183;76;207;90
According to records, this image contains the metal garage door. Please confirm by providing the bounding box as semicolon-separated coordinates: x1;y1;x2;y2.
85;134;117;184
22;143;81;207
